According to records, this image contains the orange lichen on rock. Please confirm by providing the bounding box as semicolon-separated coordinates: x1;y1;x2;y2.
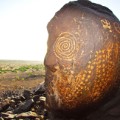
47;41;120;109
44;0;120;119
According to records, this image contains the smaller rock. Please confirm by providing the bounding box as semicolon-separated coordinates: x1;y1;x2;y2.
0;99;10;112
1;112;15;119
0;82;48;120
39;96;46;102
34;82;45;95
33;95;40;101
6;106;13;111
9;99;16;108
0;117;4;120
39;115;44;120
39;96;46;109
12;95;25;107
44;109;48;119
31;107;35;112
16;111;38;119
13;99;34;114
23;90;32;100
35;118;40;120
34;96;46;115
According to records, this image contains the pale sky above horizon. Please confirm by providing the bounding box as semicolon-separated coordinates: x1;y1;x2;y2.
0;0;120;62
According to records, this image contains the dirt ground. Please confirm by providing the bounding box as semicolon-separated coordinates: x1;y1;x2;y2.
0;77;44;92
0;71;45;92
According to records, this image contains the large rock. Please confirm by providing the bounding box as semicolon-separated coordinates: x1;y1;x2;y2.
44;0;120;119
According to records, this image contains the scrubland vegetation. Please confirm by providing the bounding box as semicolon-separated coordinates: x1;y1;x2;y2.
0;60;45;92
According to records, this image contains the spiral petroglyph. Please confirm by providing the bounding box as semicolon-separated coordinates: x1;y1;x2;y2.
53;32;77;61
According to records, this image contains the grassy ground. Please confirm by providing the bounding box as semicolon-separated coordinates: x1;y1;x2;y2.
0;60;45;93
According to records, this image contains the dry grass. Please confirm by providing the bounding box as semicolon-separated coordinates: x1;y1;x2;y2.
0;60;45;93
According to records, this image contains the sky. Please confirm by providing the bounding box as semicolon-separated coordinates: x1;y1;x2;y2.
0;0;120;62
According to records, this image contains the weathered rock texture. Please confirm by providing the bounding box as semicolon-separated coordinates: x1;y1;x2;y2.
44;0;120;119
0;82;48;120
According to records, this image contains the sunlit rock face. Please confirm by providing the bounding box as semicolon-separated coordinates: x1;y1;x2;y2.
44;0;120;119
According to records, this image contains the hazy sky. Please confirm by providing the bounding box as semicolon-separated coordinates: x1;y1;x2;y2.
0;0;120;61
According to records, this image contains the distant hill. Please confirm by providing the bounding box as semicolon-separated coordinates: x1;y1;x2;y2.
0;60;43;64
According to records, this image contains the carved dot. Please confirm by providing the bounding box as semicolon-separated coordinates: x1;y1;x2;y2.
87;65;91;69
85;79;88;82
90;66;94;70
98;65;102;68
87;75;91;79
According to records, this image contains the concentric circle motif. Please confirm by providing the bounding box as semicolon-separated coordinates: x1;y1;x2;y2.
53;32;77;61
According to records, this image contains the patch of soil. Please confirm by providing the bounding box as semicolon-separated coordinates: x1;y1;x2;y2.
0;72;44;98
0;78;44;92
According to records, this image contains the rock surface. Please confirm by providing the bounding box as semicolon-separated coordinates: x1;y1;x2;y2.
0;82;48;120
44;0;120;119
0;82;120;120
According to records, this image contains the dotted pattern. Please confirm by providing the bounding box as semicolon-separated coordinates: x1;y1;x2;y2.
46;13;120;111
47;42;120;109
53;32;77;61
